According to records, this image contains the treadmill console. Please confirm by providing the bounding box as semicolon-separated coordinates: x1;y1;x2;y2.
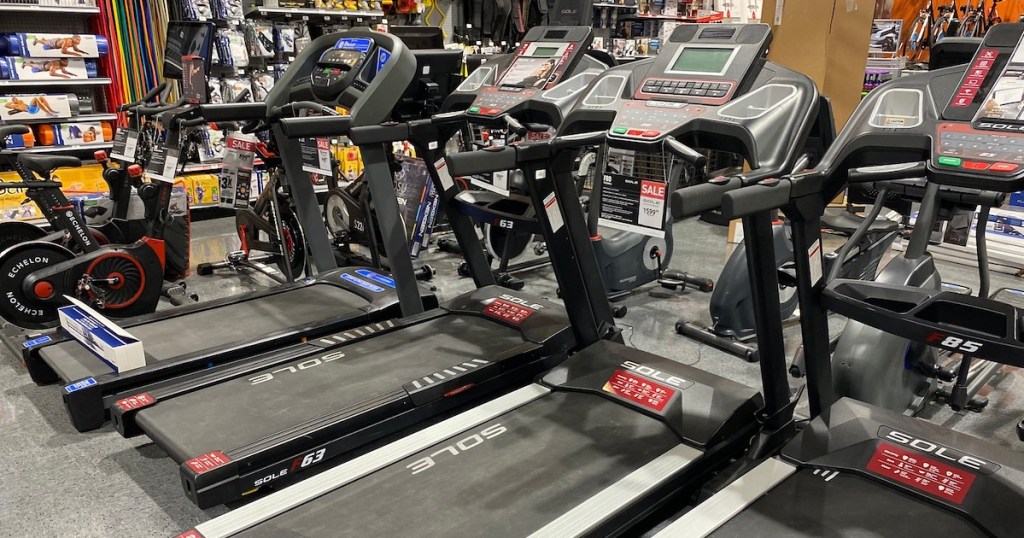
562;23;815;178
273;28;414;126
462;26;594;119
818;22;1024;193
635;24;770;106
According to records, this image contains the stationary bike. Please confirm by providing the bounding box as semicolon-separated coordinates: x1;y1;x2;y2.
0;126;168;328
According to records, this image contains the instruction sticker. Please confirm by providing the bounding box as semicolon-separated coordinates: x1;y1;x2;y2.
808;239;823;285
470;169;511;197
867;442;976;504
603;370;675;412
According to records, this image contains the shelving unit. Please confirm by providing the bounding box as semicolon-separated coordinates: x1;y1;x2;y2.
8;113;118;125
247;6;386;22
0;4;99;14
10;141;112;154
0;78;112;88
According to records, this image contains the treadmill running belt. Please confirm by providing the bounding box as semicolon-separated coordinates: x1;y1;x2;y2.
136;315;525;463
710;469;986;537
237;391;685;537
40;285;368;382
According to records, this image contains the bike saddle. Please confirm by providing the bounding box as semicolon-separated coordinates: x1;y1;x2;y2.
17;154;83;178
822;207;899;235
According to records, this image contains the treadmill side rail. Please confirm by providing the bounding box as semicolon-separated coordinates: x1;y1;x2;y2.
652;458;797;537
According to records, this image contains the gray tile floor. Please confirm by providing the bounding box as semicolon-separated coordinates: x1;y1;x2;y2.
0;215;1022;537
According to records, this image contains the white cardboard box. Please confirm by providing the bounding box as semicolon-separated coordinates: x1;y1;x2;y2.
58;296;144;373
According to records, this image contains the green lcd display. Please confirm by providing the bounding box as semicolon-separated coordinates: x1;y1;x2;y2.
532;46;561;57
670;47;734;74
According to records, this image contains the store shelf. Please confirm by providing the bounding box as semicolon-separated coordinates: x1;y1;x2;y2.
247;7;385;22
0;78;112;88
1;113;117;126
10;142;111;154
0;4;99;14
593;2;637;7
621;14;698;22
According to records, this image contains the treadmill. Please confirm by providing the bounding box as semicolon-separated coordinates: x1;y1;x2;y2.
108;27;606;509
20;29;437;433
656;23;1024;538
175;23;824;537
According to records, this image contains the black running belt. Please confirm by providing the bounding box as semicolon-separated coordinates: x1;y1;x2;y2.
40;285;367;382
236;391;685;537
711;470;986;537
135;315;526;463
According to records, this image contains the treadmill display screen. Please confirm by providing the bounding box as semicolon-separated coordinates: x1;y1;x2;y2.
667;47;736;75
499;57;559;89
532;46;561;57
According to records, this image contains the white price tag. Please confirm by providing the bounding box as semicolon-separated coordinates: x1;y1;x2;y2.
808;239;823;285
637;179;667;232
493;170;509;191
317;138;332;173
159;149;180;183
123;132;139;162
543;192;564;233
435;159;454;191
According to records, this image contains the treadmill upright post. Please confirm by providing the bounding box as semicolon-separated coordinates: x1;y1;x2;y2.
359;143;425;317
524;143;618;346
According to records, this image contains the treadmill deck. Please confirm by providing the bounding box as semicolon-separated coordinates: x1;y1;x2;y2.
40;284;369;382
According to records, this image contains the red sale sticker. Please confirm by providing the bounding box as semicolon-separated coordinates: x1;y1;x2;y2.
483;299;534;325
184;451;232;475
866;443;976;505
603;369;675;412
114;393;155;412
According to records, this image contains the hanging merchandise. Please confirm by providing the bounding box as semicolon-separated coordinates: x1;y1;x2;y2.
245;21;275;58
95;0;167;108
251;70;275;101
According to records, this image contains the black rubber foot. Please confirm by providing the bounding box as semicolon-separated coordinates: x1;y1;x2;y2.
197;263;214;276
1017;419;1024;442
457;262;472;278
613;306;627;318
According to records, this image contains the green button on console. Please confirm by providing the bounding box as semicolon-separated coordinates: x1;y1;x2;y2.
938;156;962;167
468;106;481;113
612;127;627;134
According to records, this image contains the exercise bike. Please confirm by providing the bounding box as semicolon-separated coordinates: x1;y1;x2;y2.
0;127;166;327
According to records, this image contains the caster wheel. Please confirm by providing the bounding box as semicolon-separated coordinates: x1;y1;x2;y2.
458;262;472;278
613;306;627;318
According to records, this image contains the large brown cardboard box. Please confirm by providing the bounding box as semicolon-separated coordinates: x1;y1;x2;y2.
760;0;874;129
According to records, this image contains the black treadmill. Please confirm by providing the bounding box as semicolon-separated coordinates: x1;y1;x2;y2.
175;23;824;537
20;29;438;433
108;27;607;509
655;23;1024;538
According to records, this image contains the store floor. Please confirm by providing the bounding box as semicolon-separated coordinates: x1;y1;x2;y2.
1;216;1022;536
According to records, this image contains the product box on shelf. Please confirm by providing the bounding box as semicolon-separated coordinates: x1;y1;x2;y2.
188;174;221;207
0;56;98;80
0;33;108;58
0;94;77;121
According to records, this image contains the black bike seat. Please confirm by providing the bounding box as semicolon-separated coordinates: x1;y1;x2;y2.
18;154;83;177
822;208;898;235
0;125;30;143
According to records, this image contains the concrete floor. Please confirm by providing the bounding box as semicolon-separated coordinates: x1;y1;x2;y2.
0;215;1022;537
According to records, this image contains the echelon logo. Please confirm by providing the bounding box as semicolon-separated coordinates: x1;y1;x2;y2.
407;424;507;475
879;427;1000;474
248;351;346;385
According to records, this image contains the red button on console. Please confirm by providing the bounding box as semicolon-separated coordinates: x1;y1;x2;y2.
626;129;644;136
641;130;660;137
990;162;1018;172
962;161;991;170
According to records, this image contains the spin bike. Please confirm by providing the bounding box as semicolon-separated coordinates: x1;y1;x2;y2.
0;105;191;328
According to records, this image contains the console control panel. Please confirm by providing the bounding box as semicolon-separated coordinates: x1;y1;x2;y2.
934;122;1024;174
468;87;538;116
637;78;736;104
609;100;703;140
